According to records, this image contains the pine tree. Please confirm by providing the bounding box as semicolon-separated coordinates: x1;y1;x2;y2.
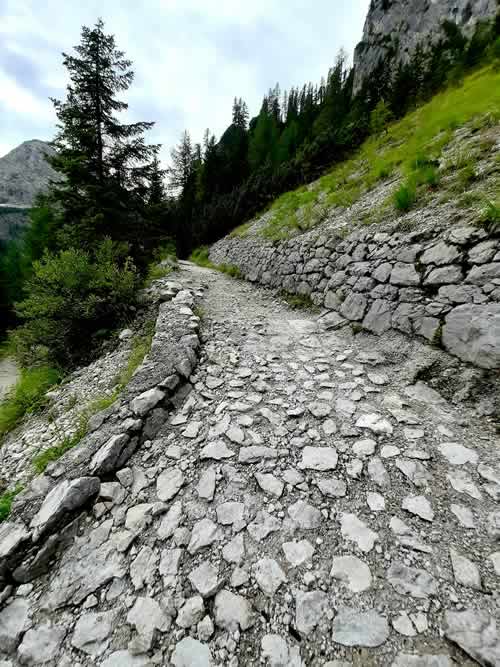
49;19;158;249
168;130;194;191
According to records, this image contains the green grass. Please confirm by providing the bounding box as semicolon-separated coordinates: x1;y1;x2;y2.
116;321;155;388
280;291;320;312
144;263;174;286
32;414;88;473
0;365;62;438
189;247;242;278
0;484;23;522
189;246;215;268
478;198;500;232
259;64;500;238
230;222;252;238
85;391;120;414
394;183;417;211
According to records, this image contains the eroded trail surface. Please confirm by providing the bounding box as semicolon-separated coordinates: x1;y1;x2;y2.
2;262;500;667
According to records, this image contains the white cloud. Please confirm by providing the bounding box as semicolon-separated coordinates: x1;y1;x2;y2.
0;0;370;162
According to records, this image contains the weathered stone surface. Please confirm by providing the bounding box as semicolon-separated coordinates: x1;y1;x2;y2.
340;292;368;321
299;446;338;471
30;477;100;540
442;303;500;369
340;513;378;552
130;388;165;417
288;500;322;529
0;599;31;654
189;561;219;598
253;558;287;596
295;590;328;636
443;609;500;667
156;468;184;502
0;522;30;558
391;654;453;667
332;608;389;647
188;519;218;554
17;623;66;665
387;562;438;598
214;590;254;631
71;610;116;656
390;263;420;286
171;638;212;667
331;555;372;592
90;434;134;475
255;472;284;497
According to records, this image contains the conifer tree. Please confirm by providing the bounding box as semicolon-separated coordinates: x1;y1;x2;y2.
49;19;158;249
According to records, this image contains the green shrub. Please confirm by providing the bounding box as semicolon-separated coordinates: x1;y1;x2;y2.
0;365;62;437
478;199;500;232
281;291;319;311
218;263;242;278
32;414;88;473
394;183;417;211
13;239;138;366
0;484;23;522
189;246;215;268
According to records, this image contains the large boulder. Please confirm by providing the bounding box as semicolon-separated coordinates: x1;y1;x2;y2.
442;304;500;369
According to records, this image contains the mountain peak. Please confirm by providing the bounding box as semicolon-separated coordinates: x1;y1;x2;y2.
0;139;58;207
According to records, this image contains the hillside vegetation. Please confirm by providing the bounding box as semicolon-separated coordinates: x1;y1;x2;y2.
255;65;500;241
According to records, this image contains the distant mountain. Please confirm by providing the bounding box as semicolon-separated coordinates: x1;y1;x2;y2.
353;0;498;93
0;140;58;208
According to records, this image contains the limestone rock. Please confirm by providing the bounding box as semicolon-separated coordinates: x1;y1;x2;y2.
442;303;500;369
331;555;372;592
171;637;213;667
17;623;66;665
443;609;500;667
30;477;100;540
332;607;389;647
214;590;254;631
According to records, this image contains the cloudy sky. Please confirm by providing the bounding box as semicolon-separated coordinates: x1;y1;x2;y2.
0;0;369;165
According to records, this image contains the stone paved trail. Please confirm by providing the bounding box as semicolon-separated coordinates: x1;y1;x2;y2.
1;262;499;666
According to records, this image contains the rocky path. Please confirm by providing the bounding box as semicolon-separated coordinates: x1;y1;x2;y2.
0;358;19;401
1;262;499;666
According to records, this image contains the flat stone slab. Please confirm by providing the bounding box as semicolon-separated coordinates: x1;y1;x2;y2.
332;608;389;647
299;446;338;471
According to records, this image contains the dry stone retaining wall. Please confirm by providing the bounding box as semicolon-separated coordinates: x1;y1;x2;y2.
0;279;202;587
210;223;500;369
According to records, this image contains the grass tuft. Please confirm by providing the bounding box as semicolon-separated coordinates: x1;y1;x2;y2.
189;247;242;278
280;291;320;312
0;365;62;438
32;414;88;473
394;183;417;212
0;484;24;522
478;198;500;232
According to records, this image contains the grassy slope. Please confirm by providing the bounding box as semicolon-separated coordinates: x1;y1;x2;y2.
239;65;500;241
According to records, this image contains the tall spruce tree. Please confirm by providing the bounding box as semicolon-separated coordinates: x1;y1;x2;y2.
49;19;158;251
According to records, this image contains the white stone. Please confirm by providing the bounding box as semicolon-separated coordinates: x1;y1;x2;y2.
213;590;254;631
282;540;315;567
340;513;378;552
332;608;389;647
438;442;478;466
156;468;184;502
188;519;218;554
367;492;385;512
356;413;393;435
402;495;434;522
188;561;219;598
299;446;338;471
253;558;287;596
288;500;322;529
255;472;284;497
353;439;376;457
331;555;372;592
171;637;212;667
449;548;481;589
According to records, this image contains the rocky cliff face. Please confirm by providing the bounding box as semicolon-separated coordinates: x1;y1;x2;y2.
353;0;498;92
0;140;58;207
